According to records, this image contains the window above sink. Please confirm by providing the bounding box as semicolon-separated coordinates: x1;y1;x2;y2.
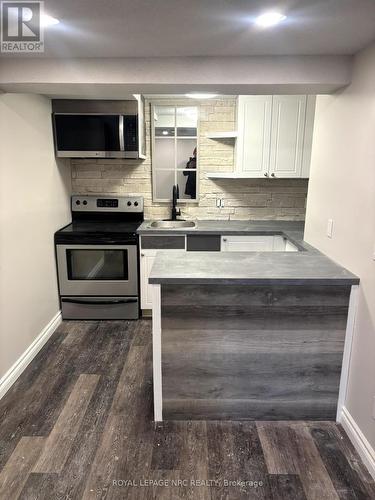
152;104;199;203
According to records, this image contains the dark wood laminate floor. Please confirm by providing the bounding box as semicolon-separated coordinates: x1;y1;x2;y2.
0;320;374;500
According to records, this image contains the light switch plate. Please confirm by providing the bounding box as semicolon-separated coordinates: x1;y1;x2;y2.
327;219;334;238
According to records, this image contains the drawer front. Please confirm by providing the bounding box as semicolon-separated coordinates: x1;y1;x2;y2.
61;296;139;320
187;235;221;252
141;235;185;250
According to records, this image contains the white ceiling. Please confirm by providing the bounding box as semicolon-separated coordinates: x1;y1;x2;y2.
3;0;375;58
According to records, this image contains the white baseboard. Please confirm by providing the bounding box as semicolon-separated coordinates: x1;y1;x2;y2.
340;406;375;480
0;311;62;400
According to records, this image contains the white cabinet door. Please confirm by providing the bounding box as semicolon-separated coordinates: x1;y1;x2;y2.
269;95;307;178
272;235;298;252
221;235;299;252
221;235;274;252
301;96;316;178
272;235;287;251
236;96;272;178
284;239;299;252
235;95;315;179
140;250;156;310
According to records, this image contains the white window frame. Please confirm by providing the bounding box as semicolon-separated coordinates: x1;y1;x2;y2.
151;103;199;203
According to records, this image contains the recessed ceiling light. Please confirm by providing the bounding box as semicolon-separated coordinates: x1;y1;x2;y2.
254;12;286;28
185;93;218;99
41;14;60;27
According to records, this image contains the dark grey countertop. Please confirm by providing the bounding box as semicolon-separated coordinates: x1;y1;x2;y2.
138;219;306;238
139;220;359;285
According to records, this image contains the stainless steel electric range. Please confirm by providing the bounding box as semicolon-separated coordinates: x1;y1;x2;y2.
54;195;144;320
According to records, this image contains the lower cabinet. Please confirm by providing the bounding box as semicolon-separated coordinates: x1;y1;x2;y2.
140;248;188;310
140;249;157;310
221;235;274;252
221;235;298;252
140;235;187;310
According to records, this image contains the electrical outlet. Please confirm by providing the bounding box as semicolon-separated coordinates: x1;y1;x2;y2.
220;199;225;208
216;198;221;208
327;219;334;238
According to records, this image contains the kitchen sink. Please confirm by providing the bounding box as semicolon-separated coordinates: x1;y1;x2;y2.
149;220;196;229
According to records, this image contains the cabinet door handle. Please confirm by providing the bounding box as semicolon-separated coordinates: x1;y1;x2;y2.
223;238;227;242
141;253;145;257
264;172;269;177
271;173;275;178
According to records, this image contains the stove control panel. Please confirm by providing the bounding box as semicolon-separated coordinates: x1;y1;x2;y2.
72;195;144;213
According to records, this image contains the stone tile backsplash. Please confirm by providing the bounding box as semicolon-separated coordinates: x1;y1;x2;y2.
71;97;308;221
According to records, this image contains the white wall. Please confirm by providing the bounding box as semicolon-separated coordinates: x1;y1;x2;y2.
305;42;375;449
0;94;71;382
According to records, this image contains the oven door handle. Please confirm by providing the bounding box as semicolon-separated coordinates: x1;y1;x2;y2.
61;298;138;306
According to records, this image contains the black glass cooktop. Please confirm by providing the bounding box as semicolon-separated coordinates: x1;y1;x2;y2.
55;220;142;245
58;221;141;234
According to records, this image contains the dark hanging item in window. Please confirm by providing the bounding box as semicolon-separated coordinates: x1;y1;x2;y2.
184;147;197;199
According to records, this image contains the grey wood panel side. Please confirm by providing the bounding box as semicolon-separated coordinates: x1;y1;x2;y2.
162;284;352;307
162;352;343;400
163;399;338;421
141;235;185;249
160;284;350;420
162;306;349;331
162;328;345;355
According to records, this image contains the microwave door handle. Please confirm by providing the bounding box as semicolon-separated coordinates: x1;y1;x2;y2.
119;115;125;152
62;298;137;305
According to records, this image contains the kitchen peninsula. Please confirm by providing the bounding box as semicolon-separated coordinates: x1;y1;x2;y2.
138;221;360;422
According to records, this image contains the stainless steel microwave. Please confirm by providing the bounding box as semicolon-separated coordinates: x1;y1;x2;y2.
52;97;146;159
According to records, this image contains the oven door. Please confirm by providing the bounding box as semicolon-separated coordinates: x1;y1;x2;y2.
56;244;138;296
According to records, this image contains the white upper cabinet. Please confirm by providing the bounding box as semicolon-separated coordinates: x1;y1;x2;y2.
235;95;316;179
236;96;272;178
269;95;306;178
